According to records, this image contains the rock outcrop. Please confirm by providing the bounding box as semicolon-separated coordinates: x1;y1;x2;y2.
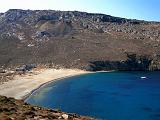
0;96;94;120
88;53;153;71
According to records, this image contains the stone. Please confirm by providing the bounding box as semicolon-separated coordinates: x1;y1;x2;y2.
16;64;36;72
62;114;69;119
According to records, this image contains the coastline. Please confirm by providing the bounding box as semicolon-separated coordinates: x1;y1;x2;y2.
0;68;92;100
23;74;92;101
24;70;116;101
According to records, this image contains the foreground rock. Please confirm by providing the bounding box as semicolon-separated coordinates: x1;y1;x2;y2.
0;96;94;120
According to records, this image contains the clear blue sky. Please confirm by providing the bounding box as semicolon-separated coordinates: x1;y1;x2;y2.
0;0;160;21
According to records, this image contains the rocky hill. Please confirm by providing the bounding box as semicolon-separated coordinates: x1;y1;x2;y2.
0;9;160;71
0;96;94;120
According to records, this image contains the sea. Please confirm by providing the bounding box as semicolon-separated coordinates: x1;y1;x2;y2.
26;71;160;120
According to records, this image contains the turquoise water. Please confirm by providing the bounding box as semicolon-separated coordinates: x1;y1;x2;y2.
26;72;160;120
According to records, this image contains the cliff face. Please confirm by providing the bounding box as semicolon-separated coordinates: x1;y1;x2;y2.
0;96;94;120
88;53;153;71
0;9;160;71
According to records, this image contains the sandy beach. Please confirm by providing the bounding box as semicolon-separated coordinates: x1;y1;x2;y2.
0;68;90;99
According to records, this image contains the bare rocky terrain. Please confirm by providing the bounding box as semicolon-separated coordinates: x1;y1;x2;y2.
0;9;160;120
0;9;160;71
0;96;94;120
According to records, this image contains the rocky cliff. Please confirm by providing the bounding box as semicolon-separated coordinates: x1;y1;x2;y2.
0;9;160;71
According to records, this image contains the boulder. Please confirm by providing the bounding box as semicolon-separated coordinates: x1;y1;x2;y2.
16;64;36;72
62;114;69;119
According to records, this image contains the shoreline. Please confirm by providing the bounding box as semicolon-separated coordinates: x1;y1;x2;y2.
23;74;92;101
24;70;117;101
0;68;92;100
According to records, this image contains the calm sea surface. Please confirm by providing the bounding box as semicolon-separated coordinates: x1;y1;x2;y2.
26;71;160;120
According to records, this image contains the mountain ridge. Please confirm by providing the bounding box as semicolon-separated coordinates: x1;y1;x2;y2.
0;9;160;71
1;9;160;22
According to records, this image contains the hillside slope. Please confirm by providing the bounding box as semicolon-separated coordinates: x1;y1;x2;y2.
0;96;94;120
0;9;160;71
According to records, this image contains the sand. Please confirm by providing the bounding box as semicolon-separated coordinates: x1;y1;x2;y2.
0;68;91;99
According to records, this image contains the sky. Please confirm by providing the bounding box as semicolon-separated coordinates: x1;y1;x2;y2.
0;0;159;21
